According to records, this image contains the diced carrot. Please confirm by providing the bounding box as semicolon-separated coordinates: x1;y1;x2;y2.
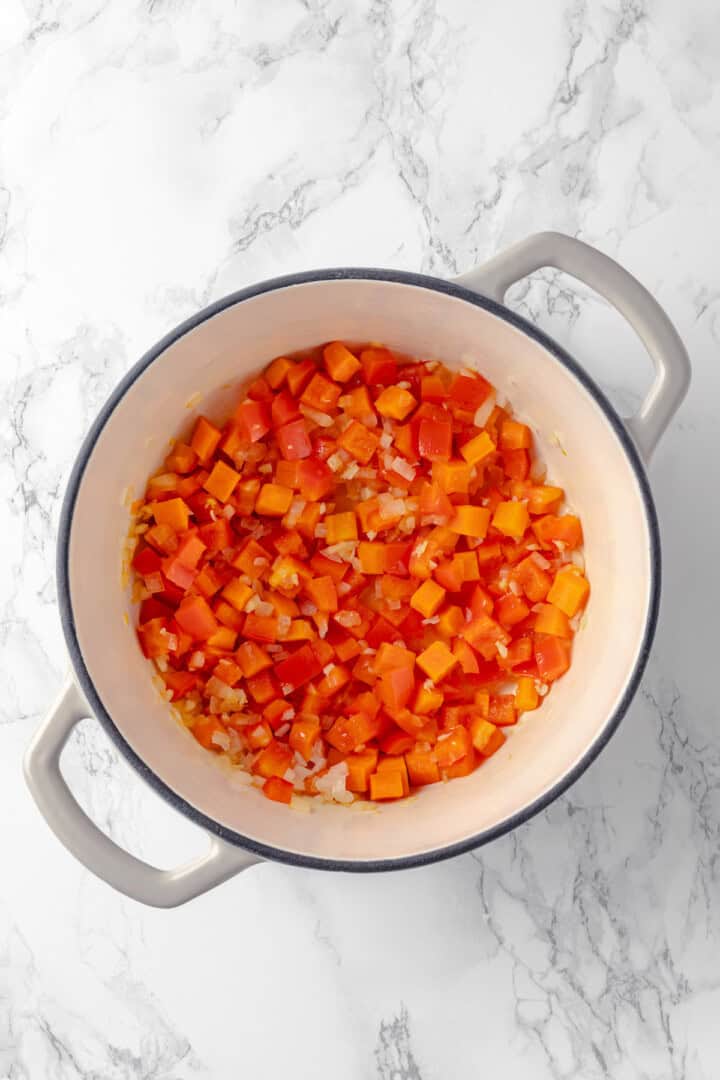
513;555;552;602
492;500;530;540
515;676;539;711
534;603;572;638
449;505;490;538
190;416;222;463
369;769;404;800
325;511;358;544
500;420;531;450
301;372;341;412
265;356;292;389
153;497;190;532
345;748;379;793
405;748;440;786
286;358;316;397
337;420;379;464
323;341;361;382
236;640;272;678
191;716;227;752
165;442;198;474
376;386;417;421
255;483;294;517
221;578;253;612
547;567;590;617
253;741;294;779
460;430;496;466
416;641;458;684
289;718;321;761
410;579;446;618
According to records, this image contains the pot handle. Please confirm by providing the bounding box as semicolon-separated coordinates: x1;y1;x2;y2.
24;678;259;907
455;231;690;461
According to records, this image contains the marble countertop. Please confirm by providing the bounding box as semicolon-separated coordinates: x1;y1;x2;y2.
2;1;718;1076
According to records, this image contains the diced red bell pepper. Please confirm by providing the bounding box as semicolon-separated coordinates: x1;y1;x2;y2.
418;417;453;461
133;546;163;576
275;644;323;692
360;347;397;385
448;372;491;411
236;399;271;443
271;390;301;428
175;596;219;640
276;418;312;461
296;457;334;501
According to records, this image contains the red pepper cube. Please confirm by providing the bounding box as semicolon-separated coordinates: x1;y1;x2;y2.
246;670;279;705
243;612;279;643
235;399;271;443
418;417;453;461
271;389;301;428
274;643;323;693
296;457;335;501
448;372;492;411
360;347;397;385
276;418;312;461
175;595;219;641
378;665;415;713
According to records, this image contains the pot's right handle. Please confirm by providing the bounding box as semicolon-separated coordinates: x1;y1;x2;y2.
455;231;690;462
24;678;260;907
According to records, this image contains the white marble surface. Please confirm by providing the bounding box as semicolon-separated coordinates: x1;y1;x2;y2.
2;0;719;1076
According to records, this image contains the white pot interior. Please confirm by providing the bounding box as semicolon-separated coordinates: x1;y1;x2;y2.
66;277;654;863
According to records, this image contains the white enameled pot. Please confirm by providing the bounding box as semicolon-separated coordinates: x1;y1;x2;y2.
25;232;690;907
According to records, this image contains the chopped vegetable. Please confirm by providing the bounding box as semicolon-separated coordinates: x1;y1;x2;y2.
131;342;588;806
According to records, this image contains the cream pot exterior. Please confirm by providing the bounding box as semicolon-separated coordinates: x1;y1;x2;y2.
25;233;690;907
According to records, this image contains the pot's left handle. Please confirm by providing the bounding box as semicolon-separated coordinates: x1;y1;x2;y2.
24;678;260;907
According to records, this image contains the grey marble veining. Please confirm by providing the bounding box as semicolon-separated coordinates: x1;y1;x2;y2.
2;1;719;1076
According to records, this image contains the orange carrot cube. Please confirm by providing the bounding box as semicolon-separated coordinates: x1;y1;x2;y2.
547;567;590;617
255;483;294;517
410;579;446;618
492;500;530;539
153;497;190;532
416;640;458;684
449;505;491;538
325;511;358;544
203;460;241;502
375;386;417;421
323;342;361;382
460;430;496;466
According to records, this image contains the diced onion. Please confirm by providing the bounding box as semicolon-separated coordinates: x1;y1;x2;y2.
474;390;496;428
